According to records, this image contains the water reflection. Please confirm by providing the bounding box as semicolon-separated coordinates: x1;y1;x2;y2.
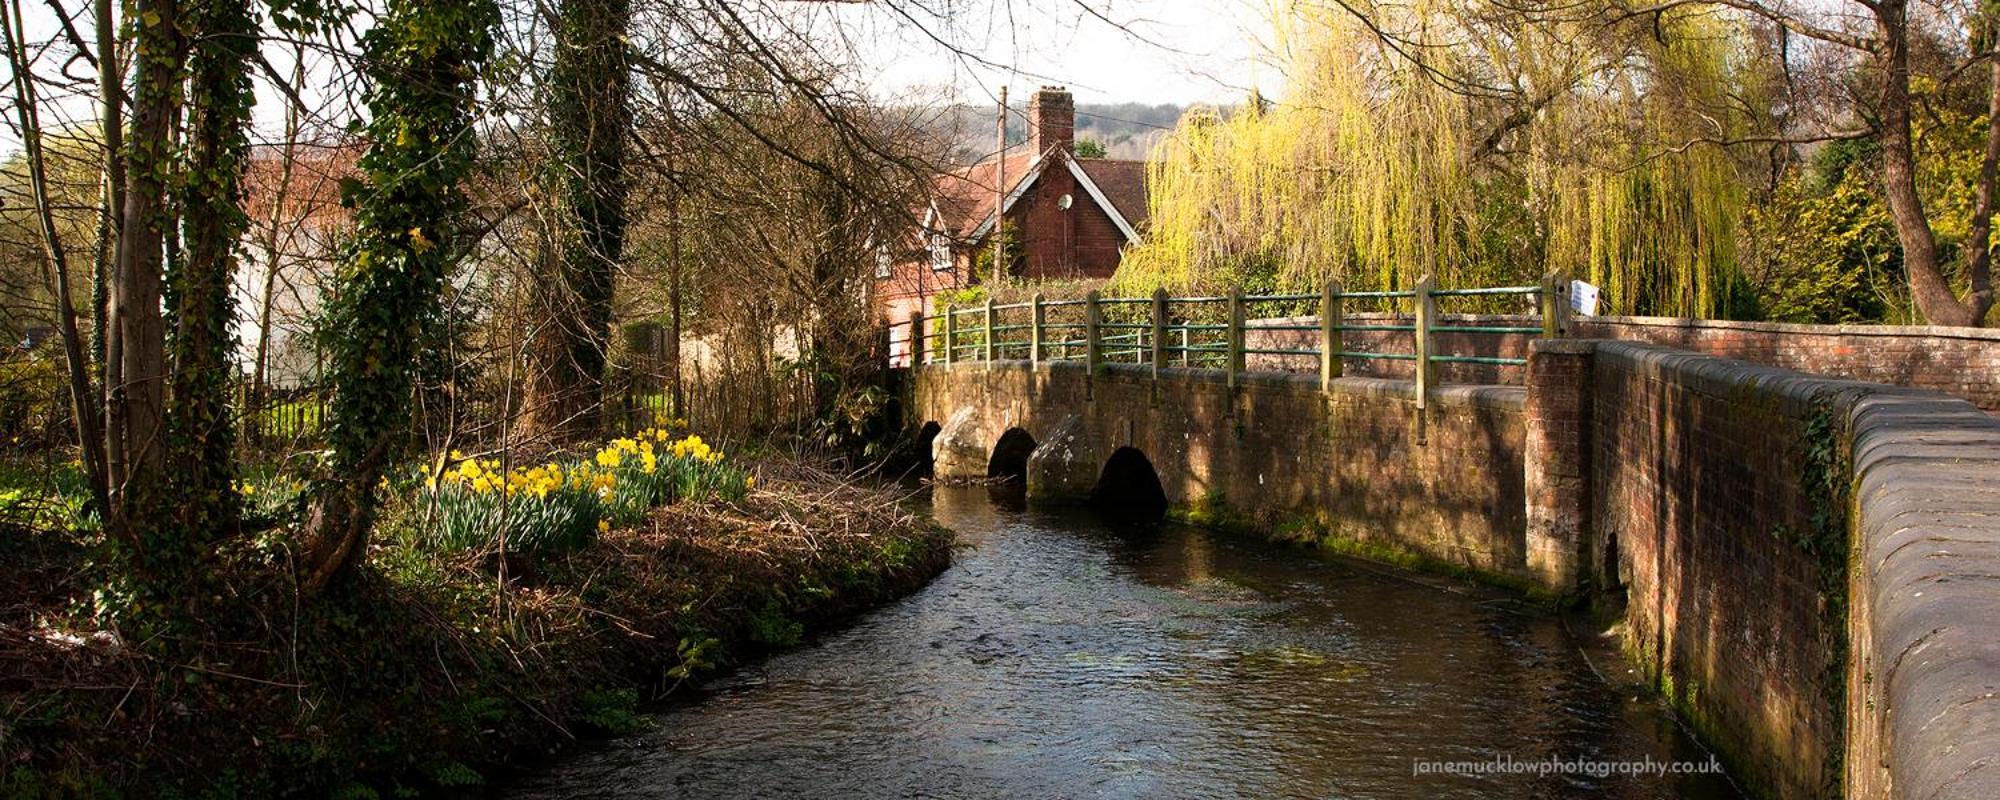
509;486;1739;799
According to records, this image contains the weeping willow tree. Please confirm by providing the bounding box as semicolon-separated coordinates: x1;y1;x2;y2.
1117;2;1768;318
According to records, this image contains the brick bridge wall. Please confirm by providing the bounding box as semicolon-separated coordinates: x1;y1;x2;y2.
912;361;1554;585
1581;343;1844;799
1246;313;2000;412
1557;341;2000;800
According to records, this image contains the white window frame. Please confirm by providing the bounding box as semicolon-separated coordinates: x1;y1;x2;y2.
874;246;893;279
929;234;953;272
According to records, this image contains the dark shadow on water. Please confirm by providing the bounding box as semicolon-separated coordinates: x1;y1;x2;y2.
1089;505;1167;539
985;481;1028;512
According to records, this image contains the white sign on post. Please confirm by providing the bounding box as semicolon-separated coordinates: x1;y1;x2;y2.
1570;280;1601;317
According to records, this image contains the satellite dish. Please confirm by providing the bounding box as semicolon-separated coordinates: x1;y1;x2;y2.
1057;193;1073;210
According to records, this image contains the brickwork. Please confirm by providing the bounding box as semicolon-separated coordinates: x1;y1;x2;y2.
1579;317;2000;412
1008;160;1129;281
1588;344;1842;799
1522;340;1592;590
914;361;1533;581
1585;342;2000;800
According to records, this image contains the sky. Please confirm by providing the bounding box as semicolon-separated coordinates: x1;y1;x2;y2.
816;0;1281;109
0;0;1281;152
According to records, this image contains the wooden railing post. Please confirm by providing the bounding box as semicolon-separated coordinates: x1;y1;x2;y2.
1085;290;1103;374
943;304;956;365
1541;270;1571;338
1030;293;1045;366
982;297;996;362
1150;287;1168;380
910;310;925;366
1320;280;1343;391
1226;287;1244;390
1414;275;1435;410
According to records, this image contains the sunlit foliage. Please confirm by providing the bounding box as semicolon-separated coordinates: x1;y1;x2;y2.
1116;3;1766;318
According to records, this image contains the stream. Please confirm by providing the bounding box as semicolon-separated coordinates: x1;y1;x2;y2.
508;485;1740;799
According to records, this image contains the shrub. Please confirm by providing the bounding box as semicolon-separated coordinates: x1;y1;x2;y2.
0;351;64;453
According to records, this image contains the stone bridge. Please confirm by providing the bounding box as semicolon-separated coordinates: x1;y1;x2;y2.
906;342;2000;800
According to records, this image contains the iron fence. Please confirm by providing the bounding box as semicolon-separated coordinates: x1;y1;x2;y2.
900;274;1574;407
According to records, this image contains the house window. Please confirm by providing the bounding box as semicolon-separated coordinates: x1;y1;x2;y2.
929;234;952;272
875;247;893;279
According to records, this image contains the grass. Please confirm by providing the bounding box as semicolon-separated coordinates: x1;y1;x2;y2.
0;452;952;798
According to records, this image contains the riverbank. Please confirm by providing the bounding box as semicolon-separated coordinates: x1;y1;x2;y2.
0;458;952;798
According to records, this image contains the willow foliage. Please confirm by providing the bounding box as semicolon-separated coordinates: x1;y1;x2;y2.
1116;3;1766;318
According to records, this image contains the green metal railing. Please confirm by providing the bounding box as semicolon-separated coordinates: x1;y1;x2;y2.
902;273;1573;409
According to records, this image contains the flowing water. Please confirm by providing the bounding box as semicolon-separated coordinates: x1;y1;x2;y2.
510;486;1740;799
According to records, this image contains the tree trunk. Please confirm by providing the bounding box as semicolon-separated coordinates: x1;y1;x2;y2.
1;0;111;520
299;0;496;593
252;49;308;434
106;0;187;543
522;0;632;443
667;141;685;420
169;0;256;542
1874;2;1994;326
1960;25;2000;324
92;0;121;386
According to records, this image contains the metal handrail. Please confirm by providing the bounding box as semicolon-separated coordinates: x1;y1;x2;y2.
903;275;1573;397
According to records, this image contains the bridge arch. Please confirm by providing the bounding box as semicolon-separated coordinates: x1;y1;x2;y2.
987;428;1038;483
1092;446;1167;518
916;421;943;476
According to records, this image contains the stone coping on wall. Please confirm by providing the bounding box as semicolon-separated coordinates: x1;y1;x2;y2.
1592;341;2000;800
1252;311;2000;341
1845;390;2000;799
1584;315;2000;342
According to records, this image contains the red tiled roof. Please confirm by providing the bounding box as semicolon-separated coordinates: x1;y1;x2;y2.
927;150;1153;241
1075;158;1150;232
928;152;1036;238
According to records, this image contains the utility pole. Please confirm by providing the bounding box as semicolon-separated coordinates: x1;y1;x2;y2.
993;85;1006;281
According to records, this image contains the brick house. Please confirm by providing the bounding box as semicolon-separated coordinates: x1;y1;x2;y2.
878;87;1151;365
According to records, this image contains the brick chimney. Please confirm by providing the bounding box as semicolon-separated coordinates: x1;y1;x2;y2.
1028;86;1074;157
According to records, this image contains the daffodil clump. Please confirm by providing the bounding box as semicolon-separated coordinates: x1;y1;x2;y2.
421;427;751;553
234;475;307;522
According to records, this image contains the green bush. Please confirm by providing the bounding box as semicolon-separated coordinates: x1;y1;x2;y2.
0;351;64;452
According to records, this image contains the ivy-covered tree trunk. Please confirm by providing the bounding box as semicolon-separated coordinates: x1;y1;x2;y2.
300;0;497;593
169;0;257;543
105;0;188;547
522;0;631;443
